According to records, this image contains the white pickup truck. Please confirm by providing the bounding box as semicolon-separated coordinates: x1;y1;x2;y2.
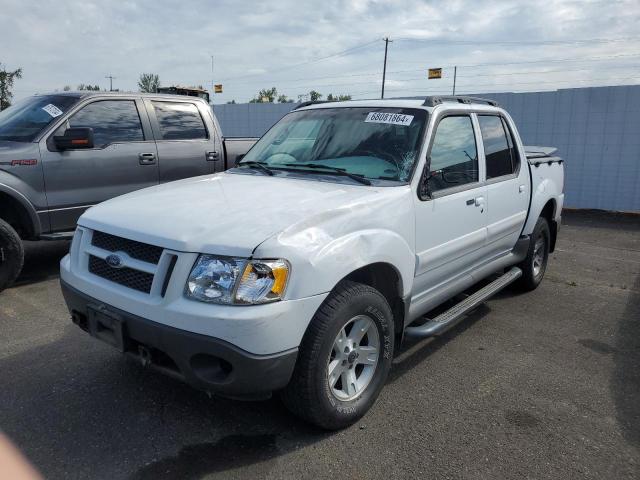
60;96;564;429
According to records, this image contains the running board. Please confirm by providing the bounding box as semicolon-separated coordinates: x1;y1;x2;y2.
404;267;522;338
40;231;75;240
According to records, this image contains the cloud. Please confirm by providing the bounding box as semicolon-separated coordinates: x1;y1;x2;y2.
2;0;640;103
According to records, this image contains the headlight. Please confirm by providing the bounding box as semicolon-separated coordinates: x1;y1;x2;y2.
185;255;290;305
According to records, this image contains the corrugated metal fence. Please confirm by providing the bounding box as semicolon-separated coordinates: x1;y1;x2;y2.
213;85;640;212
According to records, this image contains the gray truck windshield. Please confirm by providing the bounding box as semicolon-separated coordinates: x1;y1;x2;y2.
239;107;428;183
0;95;79;142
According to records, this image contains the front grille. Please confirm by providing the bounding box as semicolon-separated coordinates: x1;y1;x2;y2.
89;255;154;293
92;231;163;264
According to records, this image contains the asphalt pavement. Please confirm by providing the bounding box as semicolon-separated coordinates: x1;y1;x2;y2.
0;210;638;479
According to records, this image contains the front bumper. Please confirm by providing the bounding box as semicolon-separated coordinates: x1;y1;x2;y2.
61;280;298;398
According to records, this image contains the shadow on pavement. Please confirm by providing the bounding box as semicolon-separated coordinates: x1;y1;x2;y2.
612;274;640;447
562;209;640;231
132;435;279;480
13;240;70;287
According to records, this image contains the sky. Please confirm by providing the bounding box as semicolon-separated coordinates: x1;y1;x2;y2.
3;0;640;104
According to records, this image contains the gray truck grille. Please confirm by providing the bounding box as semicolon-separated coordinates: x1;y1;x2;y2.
88;255;154;294
92;231;163;265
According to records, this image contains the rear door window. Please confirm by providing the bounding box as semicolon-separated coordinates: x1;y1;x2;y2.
428;115;478;192
152;102;207;140
478;115;515;179
69;100;144;148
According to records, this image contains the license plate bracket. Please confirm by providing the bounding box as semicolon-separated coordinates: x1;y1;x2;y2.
87;305;126;352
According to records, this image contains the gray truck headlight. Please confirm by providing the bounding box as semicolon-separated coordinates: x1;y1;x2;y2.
185;255;289;305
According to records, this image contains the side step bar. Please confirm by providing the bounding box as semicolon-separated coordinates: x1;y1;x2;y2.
404;267;522;338
40;231;75;240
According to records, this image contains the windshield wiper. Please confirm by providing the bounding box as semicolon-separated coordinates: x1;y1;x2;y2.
282;163;371;185
237;160;274;176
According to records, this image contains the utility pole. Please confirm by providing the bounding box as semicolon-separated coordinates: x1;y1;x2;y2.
105;75;115;91
381;37;392;99
211;55;216;98
452;66;457;95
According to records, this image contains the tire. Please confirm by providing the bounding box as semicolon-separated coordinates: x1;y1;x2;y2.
281;280;394;430
514;217;550;292
0;218;24;293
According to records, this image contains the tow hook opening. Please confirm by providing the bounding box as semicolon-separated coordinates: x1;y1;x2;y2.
138;345;152;367
125;340;181;379
71;311;89;332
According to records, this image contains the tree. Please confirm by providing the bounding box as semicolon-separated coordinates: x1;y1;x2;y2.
277;94;294;103
226;100;237;104
63;85;71;91
309;90;323;101
249;87;278;103
327;93;352;102
138;73;160;93
77;84;101;91
259;87;277;102
0;63;23;110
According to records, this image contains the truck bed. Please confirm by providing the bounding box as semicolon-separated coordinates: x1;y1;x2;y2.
525;146;563;166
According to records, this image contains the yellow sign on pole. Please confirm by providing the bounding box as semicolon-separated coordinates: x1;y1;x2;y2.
214;84;223;93
428;68;442;79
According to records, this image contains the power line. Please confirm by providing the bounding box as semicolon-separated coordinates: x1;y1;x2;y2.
392;52;640;69
219;39;379;82
394;35;640;46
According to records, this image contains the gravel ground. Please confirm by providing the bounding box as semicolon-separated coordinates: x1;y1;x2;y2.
0;209;638;479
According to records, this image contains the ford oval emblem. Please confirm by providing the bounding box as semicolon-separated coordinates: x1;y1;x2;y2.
106;254;123;268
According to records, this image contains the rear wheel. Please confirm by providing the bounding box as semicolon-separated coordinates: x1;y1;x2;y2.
514;217;550;291
0;218;24;293
281;281;394;430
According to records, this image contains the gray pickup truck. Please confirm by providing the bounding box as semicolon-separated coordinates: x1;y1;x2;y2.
0;92;256;291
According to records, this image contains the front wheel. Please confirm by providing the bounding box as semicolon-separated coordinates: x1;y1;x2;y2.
0;218;24;293
281;281;394;430
514;217;550;292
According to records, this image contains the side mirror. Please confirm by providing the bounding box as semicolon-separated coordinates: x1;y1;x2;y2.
235;153;245;165
54;127;94;150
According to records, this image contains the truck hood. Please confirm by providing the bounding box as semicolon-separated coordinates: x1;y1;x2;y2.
79;172;408;256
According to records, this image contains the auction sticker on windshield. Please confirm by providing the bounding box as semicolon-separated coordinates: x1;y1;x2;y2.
365;112;413;126
42;104;64;118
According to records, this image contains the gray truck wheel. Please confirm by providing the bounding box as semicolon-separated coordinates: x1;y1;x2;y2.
515;217;550;292
0;218;24;293
281;280;394;430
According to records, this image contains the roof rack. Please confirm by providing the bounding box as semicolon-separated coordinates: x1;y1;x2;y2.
422;96;500;107
293;100;330;110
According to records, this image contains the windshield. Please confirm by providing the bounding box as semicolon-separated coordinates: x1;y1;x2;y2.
0;95;80;142
238;107;428;184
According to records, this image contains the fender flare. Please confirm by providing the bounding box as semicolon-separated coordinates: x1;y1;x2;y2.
0;183;42;237
261;228;415;300
522;178;559;236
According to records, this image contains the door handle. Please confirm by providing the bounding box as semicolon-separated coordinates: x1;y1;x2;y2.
475;196;485;207
519;184;526;193
466;199;475;206
138;153;156;165
206;151;219;162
